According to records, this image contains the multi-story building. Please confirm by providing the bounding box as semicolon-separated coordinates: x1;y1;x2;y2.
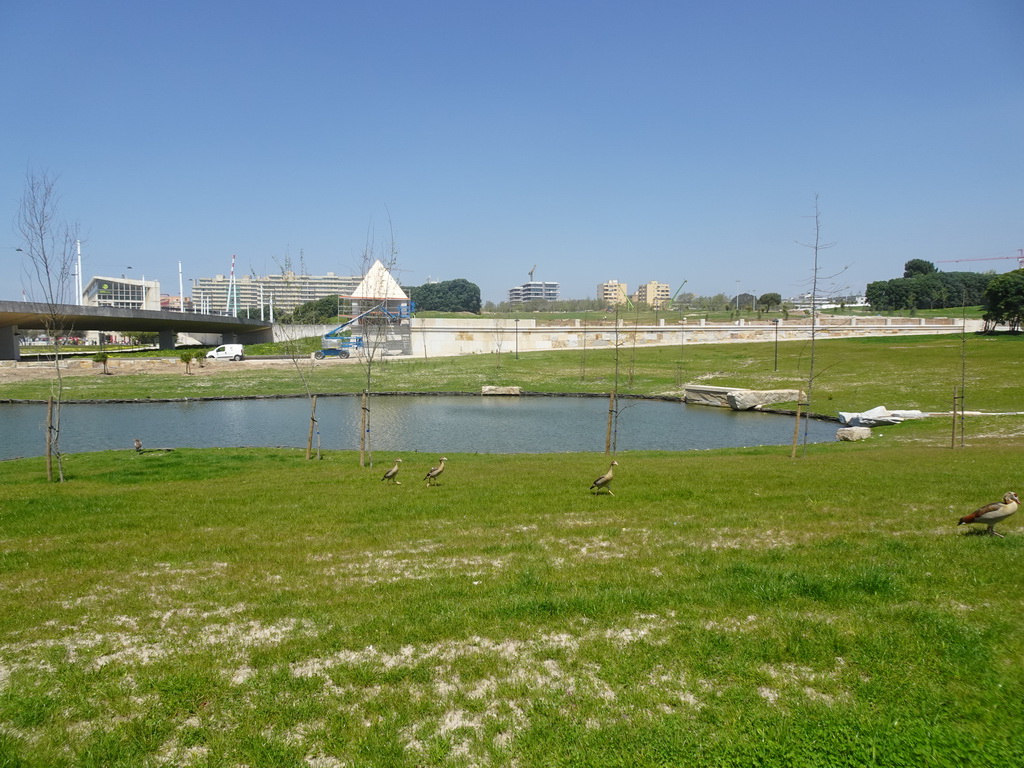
633;281;671;308
508;281;559;303
596;280;629;306
83;276;162;311
191;271;362;315
160;295;194;311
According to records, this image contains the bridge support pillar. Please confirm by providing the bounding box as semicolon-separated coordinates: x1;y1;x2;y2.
158;329;176;351
0;325;20;361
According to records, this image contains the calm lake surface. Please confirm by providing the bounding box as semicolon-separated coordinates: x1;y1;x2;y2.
0;395;837;460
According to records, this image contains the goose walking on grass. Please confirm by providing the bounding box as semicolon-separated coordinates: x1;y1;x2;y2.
424;457;447;486
134;439;143;453
958;492;1019;537
381;458;402;484
590;460;618;495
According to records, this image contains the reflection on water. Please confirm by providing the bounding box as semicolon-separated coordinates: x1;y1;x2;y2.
0;395;837;459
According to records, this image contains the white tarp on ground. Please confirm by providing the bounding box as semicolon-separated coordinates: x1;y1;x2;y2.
838;406;926;427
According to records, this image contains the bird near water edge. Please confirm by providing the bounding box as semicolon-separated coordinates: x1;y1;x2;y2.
424;457;447;486
958;491;1019;537
590;460;618;495
381;458;402;484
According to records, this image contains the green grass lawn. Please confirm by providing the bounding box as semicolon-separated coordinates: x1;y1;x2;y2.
1;444;1023;766
2;332;1022;765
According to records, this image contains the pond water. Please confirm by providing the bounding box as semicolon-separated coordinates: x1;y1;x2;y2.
0;395;837;460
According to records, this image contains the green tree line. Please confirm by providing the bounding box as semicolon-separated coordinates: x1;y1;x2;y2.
865;260;993;310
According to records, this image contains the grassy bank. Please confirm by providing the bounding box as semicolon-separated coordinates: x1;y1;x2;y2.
1;444;1023;766
4;333;1022;415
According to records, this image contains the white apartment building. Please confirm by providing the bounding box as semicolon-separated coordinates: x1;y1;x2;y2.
192;271;362;315
508;281;560;303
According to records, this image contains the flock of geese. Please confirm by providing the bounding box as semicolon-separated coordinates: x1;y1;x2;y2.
380;456;620;495
382;454;1018;536
380;456;450;487
133;438;1017;535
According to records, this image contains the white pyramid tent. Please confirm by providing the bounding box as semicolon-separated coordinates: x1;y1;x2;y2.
348;260;408;301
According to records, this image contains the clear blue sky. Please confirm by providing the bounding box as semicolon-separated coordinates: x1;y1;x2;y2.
2;0;1021;304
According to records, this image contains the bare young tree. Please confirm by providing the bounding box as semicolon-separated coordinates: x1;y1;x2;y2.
17;171;80;482
279;310;322;460
795;195;844;452
353;216;401;468
605;307;624;455
268;254;327;461
490;312;507;368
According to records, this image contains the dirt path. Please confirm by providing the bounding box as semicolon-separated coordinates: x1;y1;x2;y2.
0;357;305;383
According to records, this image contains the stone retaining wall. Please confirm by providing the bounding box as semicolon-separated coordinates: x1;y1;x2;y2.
404;317;982;358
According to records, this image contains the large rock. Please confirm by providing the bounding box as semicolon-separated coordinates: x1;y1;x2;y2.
482;385;521;396
683;385;734;407
836;427;872;441
838;406;925;427
726;389;804;411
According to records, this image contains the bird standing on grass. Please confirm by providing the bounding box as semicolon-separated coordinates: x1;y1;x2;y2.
958;492;1019;537
381;458;402;484
590;460;618;495
134;439;143;453
424;457;447;486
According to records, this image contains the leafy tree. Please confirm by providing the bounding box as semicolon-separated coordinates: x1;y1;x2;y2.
866;271;995;311
92;351;110;375
408;279;482;313
285;295;343;324
493;298;603;313
758;292;782;311
128;331;159;346
903;259;937;278
701;293;732;311
734;293;756;311
983;269;1024;332
672;292;696;310
239;306;273;320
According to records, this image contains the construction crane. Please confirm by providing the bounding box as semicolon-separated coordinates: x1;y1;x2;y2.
937;250;1024;269
528;264;537;282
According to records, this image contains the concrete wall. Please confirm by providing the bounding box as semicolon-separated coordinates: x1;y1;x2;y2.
404;316;982;358
268;316;982;359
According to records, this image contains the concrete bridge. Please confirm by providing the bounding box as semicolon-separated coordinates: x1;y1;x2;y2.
0;300;274;361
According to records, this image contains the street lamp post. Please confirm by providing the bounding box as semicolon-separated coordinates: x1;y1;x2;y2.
178;261;185;312
773;319;780;371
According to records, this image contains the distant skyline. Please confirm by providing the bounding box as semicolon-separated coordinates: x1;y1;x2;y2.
2;1;1022;305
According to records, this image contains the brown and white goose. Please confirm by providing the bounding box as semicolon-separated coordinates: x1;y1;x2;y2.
958;492;1019;537
589;460;618;495
424;457;447;486
381;458;402;484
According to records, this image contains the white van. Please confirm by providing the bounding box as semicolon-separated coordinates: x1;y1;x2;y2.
206;344;245;361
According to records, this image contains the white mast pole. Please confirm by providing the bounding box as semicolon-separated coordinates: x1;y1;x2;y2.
76;239;83;305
